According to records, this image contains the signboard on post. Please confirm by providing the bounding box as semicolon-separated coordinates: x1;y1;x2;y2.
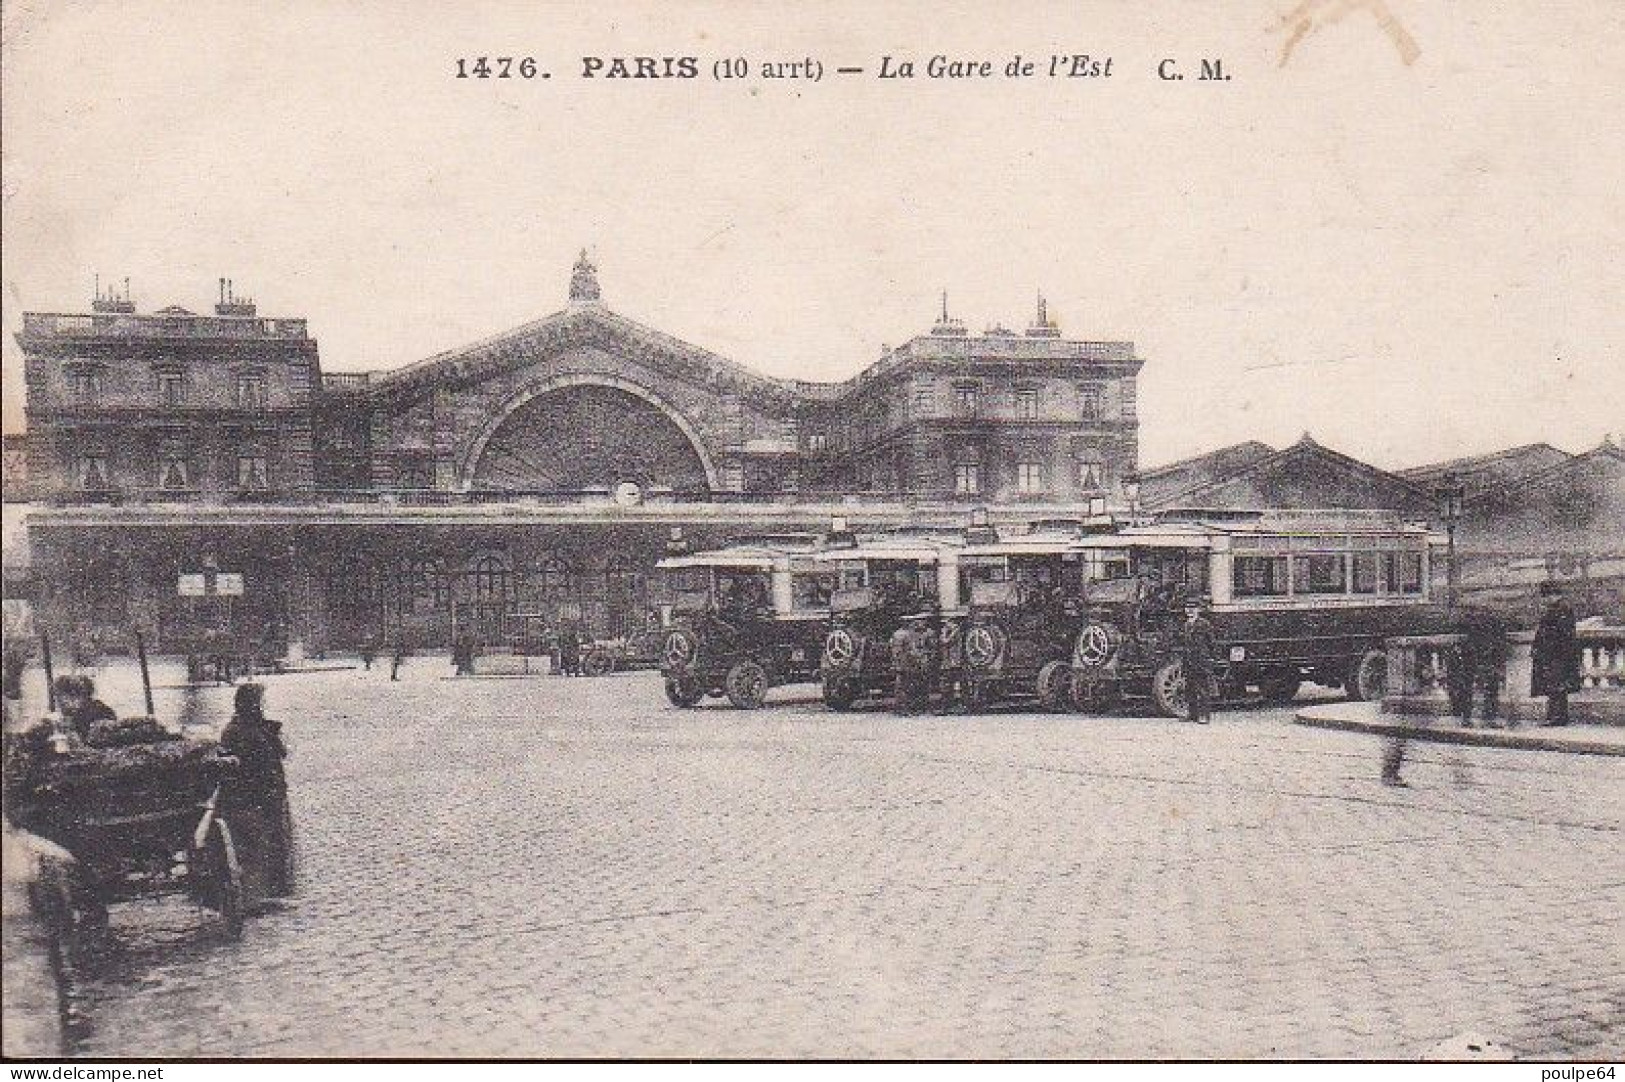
216;573;245;596
178;574;207;597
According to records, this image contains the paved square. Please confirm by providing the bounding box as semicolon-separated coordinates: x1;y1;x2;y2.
49;661;1625;1059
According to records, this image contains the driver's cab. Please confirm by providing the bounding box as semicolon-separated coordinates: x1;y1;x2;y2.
656;543;831;627
958;532;1105;622
814;534;965;621
1073;529;1213;635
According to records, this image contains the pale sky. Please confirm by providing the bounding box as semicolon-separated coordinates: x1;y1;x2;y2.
3;0;1621;471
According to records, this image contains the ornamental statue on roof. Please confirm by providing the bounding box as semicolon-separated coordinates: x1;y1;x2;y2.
569;249;601;304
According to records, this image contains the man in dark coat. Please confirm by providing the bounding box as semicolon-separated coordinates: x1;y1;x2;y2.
1457;605;1510;727
559;626;582;676
1532;583;1580;726
1181;601;1217;724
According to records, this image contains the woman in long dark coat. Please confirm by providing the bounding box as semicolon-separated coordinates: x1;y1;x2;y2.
1531;584;1581;726
220;683;294;901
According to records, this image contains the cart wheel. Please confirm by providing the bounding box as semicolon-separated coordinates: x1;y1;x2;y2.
822;677;860;711
202;817;245;939
664;675;704;707
582;651;614;677
1151;659;1189;719
1346;650;1388;702
724;659;769;709
1036;661;1073;712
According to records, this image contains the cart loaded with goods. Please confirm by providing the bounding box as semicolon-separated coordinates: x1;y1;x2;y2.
6;715;252;939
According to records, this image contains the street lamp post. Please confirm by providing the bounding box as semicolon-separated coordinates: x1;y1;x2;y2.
1437;471;1465;611
1122;472;1142;525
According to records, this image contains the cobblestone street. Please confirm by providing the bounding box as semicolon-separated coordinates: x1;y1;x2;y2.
44;661;1625;1059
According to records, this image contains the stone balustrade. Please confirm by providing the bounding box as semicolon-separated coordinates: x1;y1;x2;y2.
1384;625;1625;725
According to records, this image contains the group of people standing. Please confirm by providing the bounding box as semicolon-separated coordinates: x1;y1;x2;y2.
1445;582;1583;729
1382;582;1585;786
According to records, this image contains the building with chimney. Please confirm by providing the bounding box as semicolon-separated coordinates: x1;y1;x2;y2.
16;256;1144;651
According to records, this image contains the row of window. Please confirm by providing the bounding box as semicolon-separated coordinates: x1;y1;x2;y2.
77;454;271;492
66;367;270;409
948;382;1108;421
1232;551;1426;598
806;381;1116;452
952;456;1110;496
345;555;646;615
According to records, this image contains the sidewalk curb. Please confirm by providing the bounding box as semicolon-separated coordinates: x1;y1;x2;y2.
1295;704;1625;756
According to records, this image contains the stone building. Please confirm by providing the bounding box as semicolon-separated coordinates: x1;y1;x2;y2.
16;256;1144;652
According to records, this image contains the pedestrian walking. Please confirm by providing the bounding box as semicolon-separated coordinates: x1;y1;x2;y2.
390;632;408;681
1532;582;1581;726
359;633;377;671
1180;601;1216;724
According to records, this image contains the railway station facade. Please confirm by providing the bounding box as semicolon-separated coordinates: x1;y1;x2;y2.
16;256;1145;652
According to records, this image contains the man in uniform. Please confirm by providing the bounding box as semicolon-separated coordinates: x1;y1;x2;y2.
890;614;934;716
1532;582;1580;726
1181;600;1217;724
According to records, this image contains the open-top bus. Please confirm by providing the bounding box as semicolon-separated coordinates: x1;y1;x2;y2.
655;539;831;709
1065;510;1451;716
815;530;967;710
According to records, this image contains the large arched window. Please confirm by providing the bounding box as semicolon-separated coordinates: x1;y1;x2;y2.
470;554;511;601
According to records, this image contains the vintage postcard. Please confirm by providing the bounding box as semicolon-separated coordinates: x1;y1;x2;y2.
2;0;1621;1065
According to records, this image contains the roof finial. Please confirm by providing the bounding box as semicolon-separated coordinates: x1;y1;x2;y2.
1025;289;1060;337
931;290;966;336
569;248;601;304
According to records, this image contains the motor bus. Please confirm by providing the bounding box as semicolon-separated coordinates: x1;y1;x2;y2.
655;538;831;709
1065;509;1451;716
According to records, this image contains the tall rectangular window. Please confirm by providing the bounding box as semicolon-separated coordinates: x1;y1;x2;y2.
952;383;980;418
1351;551;1381;594
954;463;981;495
69;369;103;404
806;432;828;454
236;373;268;409
1077;457;1105;490
1016;462;1045;494
156;370;184;406
1015;388;1039;420
237;454;270;491
1379;552;1426;594
1078;384;1103;420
